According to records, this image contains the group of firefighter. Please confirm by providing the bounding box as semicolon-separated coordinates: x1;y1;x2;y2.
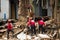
5;16;50;39
26;16;49;35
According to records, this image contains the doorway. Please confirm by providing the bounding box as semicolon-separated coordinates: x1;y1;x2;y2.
9;0;18;19
42;9;47;16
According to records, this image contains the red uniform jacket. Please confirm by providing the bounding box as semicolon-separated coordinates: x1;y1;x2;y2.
6;23;13;30
38;20;45;25
30;20;35;26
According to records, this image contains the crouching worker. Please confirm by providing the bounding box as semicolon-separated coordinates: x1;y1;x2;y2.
27;21;31;34
5;19;14;39
26;17;31;34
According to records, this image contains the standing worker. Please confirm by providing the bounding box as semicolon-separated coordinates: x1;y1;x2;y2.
30;18;36;35
5;19;14;39
38;17;46;34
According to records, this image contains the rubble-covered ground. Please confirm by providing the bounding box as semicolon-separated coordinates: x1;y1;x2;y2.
0;27;60;40
0;21;60;40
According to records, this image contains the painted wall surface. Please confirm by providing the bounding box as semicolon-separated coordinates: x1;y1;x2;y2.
0;0;9;19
